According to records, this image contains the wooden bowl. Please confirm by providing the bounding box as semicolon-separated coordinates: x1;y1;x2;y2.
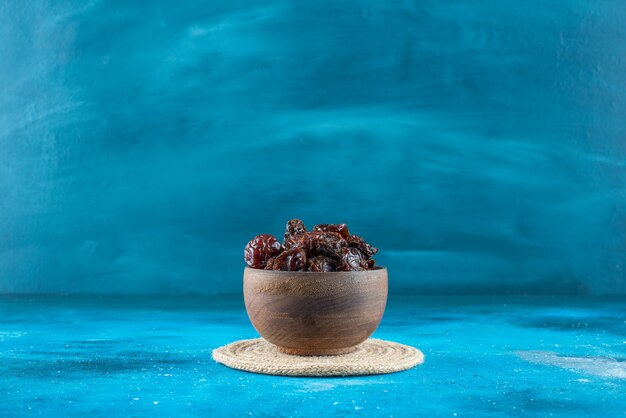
243;267;388;355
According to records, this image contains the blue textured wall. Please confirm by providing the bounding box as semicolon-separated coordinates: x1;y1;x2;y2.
1;1;625;295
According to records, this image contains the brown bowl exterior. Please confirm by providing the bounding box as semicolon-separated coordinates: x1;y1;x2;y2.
243;267;388;355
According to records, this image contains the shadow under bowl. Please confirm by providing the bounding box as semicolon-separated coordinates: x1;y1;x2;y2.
243;266;388;356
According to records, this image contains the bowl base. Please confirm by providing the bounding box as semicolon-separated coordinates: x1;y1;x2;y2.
275;345;357;356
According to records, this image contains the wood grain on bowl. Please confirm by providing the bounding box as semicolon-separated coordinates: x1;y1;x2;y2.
244;267;388;355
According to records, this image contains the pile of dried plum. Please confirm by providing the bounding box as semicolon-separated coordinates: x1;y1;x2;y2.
244;219;378;272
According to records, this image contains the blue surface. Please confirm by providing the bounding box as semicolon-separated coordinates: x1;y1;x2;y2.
1;1;625;295
0;295;624;417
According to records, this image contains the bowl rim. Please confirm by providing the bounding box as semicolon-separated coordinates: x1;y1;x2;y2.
244;266;386;275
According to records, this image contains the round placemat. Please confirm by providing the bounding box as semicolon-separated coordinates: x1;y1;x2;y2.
212;338;424;377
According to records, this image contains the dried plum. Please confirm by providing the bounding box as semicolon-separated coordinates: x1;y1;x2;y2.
346;235;378;258
283;219;307;249
307;255;339;272
273;247;307;271
244;234;283;269
341;247;369;271
312;223;350;239
302;231;346;257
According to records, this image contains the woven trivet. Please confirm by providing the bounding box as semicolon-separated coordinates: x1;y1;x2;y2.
212;338;424;377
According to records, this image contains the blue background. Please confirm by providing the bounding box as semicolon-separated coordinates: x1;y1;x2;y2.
1;0;625;295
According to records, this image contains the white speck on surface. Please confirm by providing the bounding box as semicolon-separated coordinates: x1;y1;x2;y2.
351;400;363;410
